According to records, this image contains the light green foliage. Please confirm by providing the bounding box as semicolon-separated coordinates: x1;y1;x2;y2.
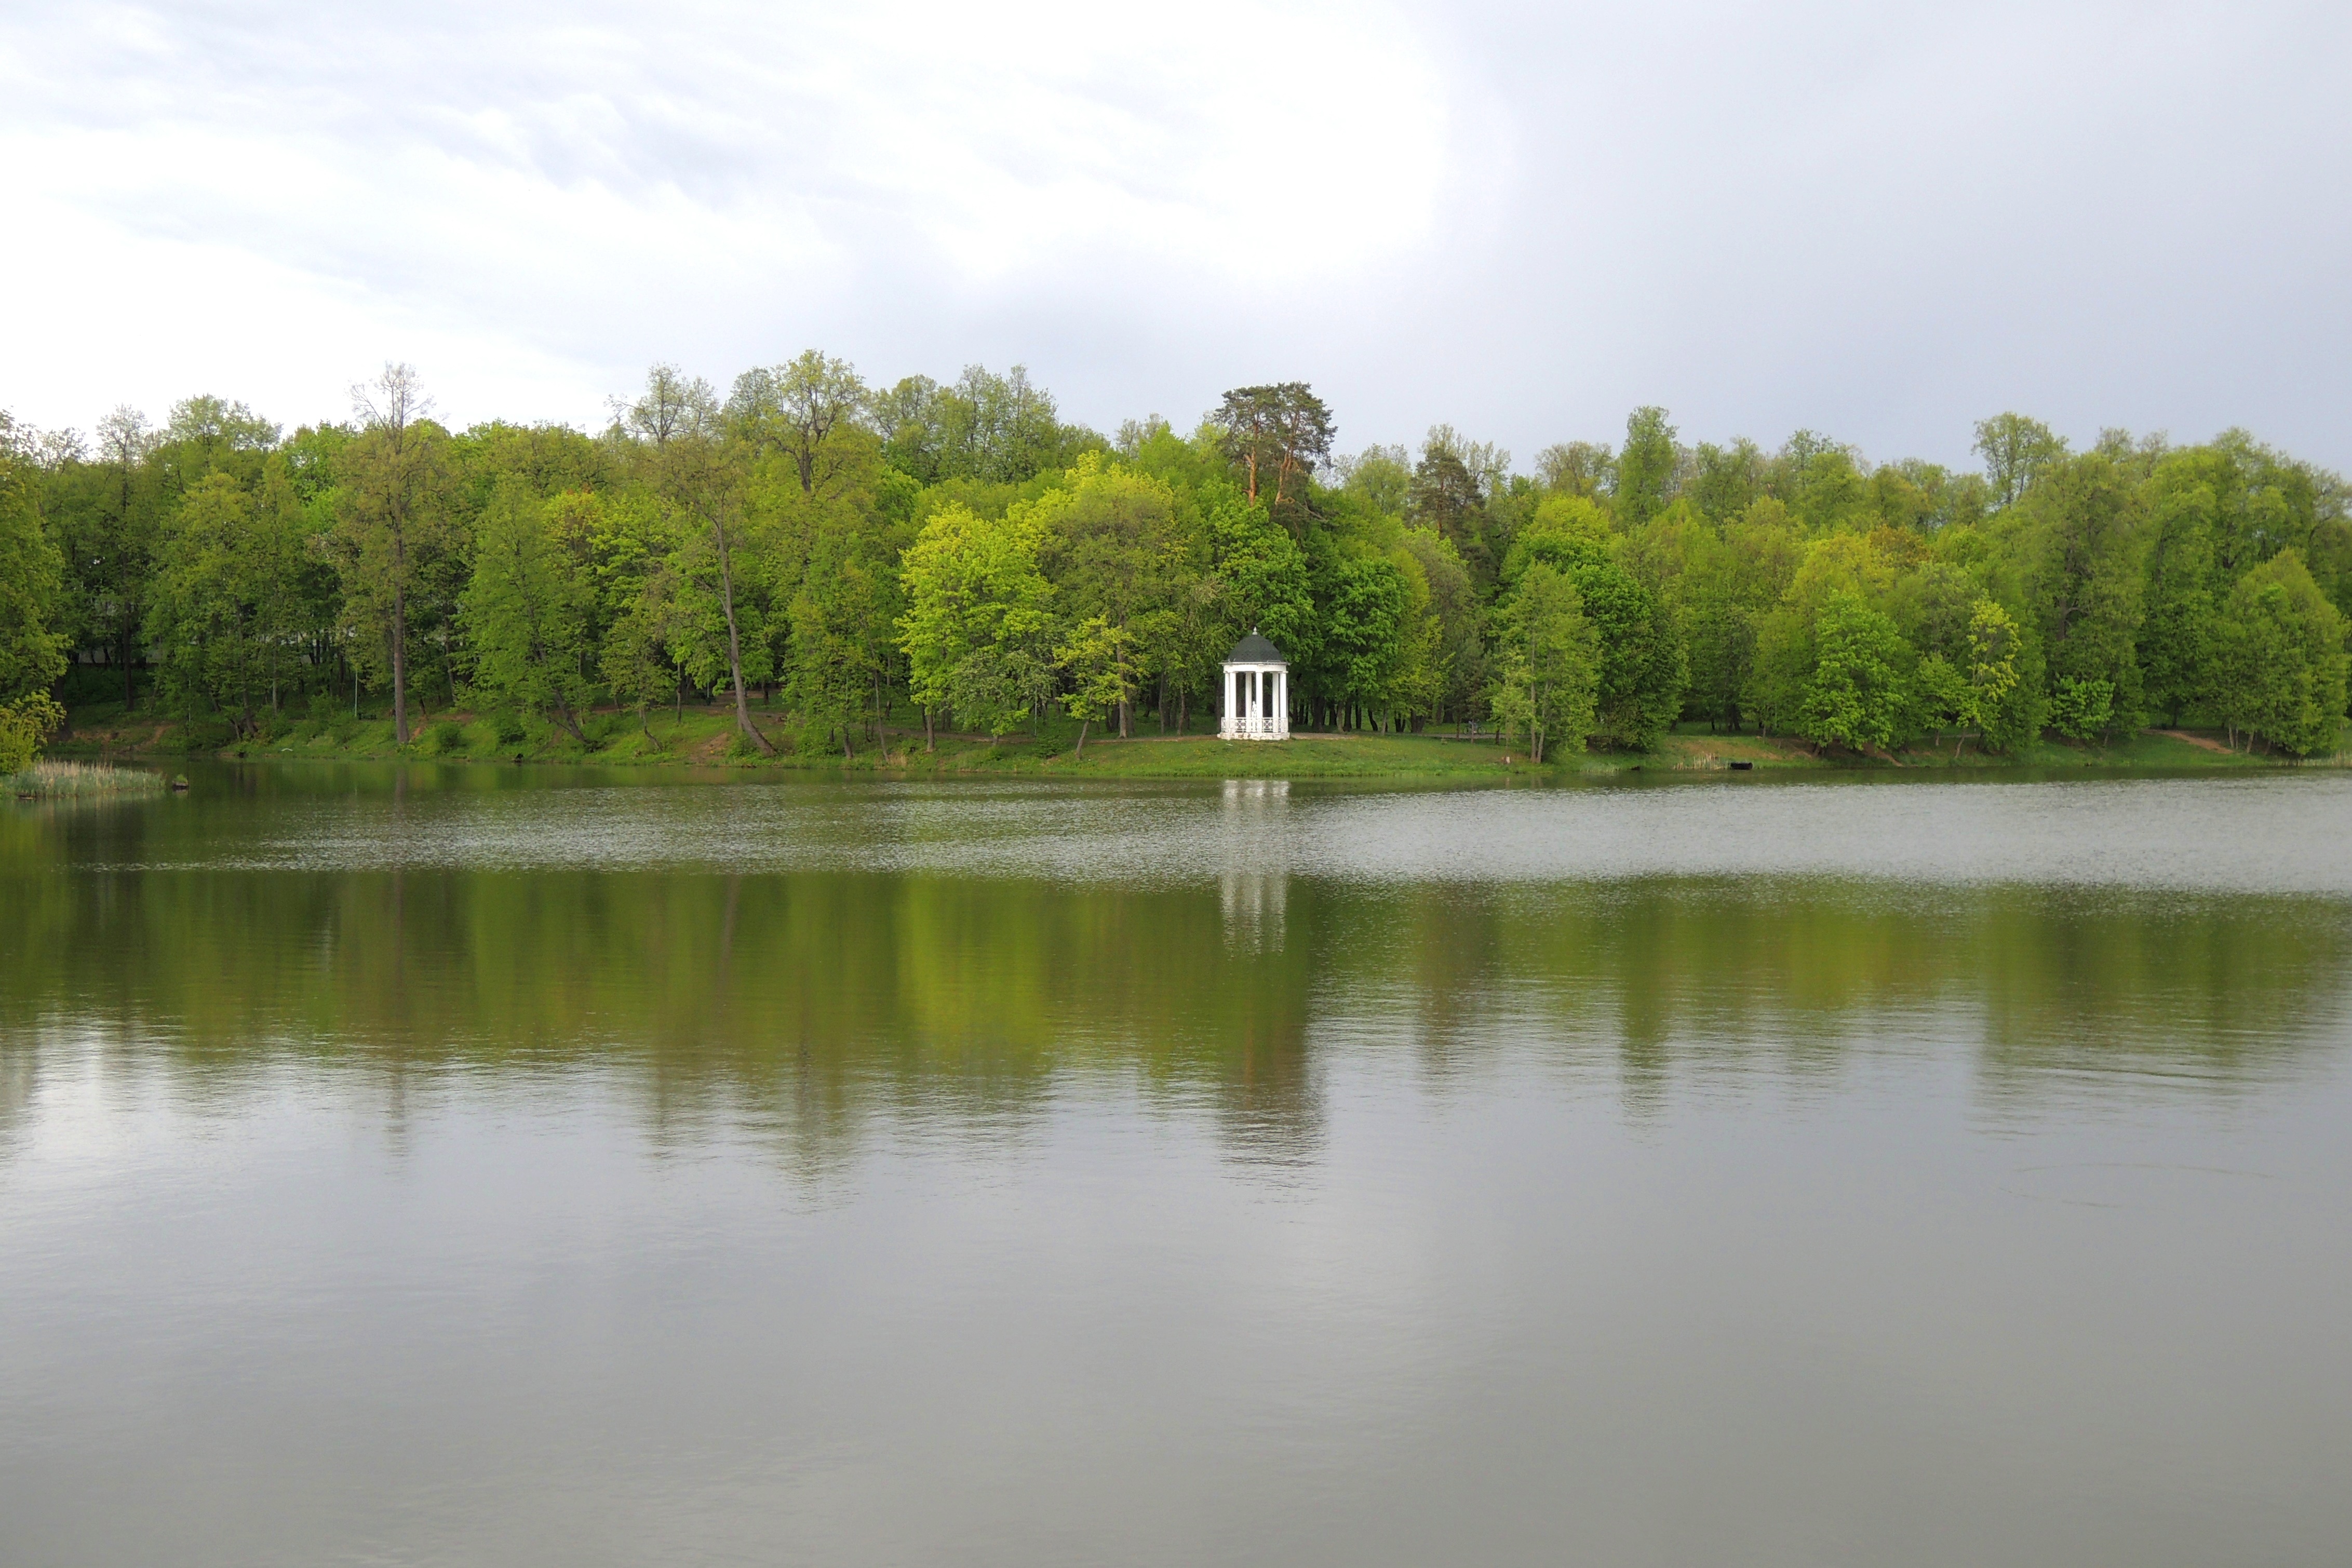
875;366;1100;486
1487;561;1598;763
1974;412;2068;510
0;460;68;700
459;481;598;738
1574;553;1684;750
1798;590;1912;752
1535;440;1614;500
0;691;67;774
2212;550;2348;755
1910;654;1969;750
1310;547;1408;726
1744;533;1889;737
1055;614;1138;754
1382;545;1445;724
1677;510;1799;729
2015;453;2145;733
2047;677;2116;742
18;361;2352;774
2138;462;2221;725
1966;598;2045;753
330;366;451;743
898;502;1057;738
1029;455;1188;735
144;462;309;728
1504;493;1612;579
1210;492;1313;648
1395;528;1482;721
1781;437;1873;533
1614;407;1677;529
1338;444;1412;517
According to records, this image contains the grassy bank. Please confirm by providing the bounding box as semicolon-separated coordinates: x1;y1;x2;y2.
45;697;2334;779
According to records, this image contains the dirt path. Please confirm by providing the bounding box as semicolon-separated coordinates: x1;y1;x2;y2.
2154;728;2233;754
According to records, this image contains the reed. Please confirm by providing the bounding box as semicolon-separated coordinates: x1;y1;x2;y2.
5;761;171;798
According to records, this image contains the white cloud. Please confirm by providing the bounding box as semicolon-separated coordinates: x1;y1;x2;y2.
1;0;1462;434
2;0;2347;469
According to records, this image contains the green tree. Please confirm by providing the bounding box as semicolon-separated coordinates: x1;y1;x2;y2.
2015;452;2145;736
1056;614;1139;756
0;691;66;775
624;364;773;753
460;481;598;741
1310;547;1407;730
1487;560;1598;762
144;465;306;731
898;502;1057;740
66;407;165;704
1974;412;2068;510
1614;406;1677;528
332;364;448;743
1212;383;1335;530
1408;431;1491;580
2211;550;2348;755
1032;456;1186;736
2138;459;2224;726
0;458;67;702
1396;528;1482;723
729;350;869;496
1966;598;2045;754
1577;556;1685;749
1798;590;1912;752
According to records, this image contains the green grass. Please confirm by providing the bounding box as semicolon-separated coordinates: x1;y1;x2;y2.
51;700;2347;780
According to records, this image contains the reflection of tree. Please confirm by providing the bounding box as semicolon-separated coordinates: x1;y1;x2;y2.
1462;880;2352;1096
5;815;2350;1174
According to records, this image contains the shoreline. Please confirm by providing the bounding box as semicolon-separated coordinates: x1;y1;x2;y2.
42;705;2330;781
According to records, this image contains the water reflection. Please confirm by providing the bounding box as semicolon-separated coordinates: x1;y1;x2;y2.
11;771;2352;1567
6;779;2349;1169
1220;779;1290;952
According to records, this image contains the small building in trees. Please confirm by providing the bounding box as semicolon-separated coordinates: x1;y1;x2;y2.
1220;631;1290;740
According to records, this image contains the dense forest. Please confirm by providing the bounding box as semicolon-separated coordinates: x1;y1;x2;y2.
2;357;2348;767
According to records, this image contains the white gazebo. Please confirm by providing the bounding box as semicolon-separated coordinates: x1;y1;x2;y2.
1220;631;1290;740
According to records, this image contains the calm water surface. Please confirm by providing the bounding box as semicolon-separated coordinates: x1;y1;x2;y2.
5;766;2350;1566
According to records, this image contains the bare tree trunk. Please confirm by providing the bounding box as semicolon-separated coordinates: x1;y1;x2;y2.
1074;718;1090;759
923;707;934;752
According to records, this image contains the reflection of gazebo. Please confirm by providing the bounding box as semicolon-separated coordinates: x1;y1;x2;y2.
1220;631;1289;740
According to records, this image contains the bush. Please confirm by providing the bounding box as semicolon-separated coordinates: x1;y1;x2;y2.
0;693;66;775
330;719;360;746
490;709;529;745
177;718;233;753
428;719;466;754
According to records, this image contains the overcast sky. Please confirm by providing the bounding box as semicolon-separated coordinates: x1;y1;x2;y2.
4;1;2347;471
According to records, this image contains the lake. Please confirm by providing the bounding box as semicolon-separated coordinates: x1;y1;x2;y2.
5;766;2350;1566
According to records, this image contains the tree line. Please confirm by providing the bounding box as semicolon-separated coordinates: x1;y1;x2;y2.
2;359;2347;761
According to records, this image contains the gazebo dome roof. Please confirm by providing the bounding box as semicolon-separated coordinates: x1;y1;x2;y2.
1225;630;1285;665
